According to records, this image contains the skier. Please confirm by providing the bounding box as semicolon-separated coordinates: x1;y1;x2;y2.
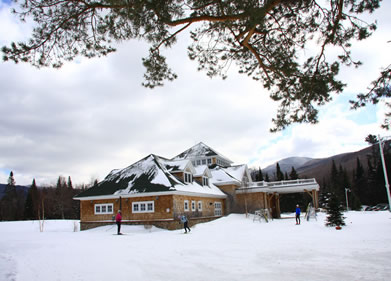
115;210;122;235
295;204;301;225
179;215;191;233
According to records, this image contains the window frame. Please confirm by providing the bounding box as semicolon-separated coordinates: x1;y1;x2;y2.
202;176;209;186
94;203;114;215
191;200;196;211
184;172;193;183
198;201;202;211
214;202;222;216
184;200;189;211
132;201;155;213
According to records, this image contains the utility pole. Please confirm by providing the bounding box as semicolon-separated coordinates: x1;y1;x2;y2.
378;135;391;211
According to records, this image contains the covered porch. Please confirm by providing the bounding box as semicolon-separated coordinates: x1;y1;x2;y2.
236;179;320;218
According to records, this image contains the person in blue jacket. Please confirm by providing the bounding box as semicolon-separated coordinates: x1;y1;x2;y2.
295;204;301;225
179;215;191;233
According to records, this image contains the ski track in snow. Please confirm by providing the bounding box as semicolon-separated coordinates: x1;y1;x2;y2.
0;212;391;281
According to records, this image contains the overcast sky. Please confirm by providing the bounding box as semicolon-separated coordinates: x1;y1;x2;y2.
1;1;390;186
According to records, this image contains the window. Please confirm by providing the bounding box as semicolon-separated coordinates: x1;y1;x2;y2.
132;201;154;213
184;172;193;183
202;159;206;165
197;160;201;165
191;200;196;211
202;176;209;186
198;201;202;211
207;158;212;164
214;202;222;216
94;203;114;215
184;200;189;211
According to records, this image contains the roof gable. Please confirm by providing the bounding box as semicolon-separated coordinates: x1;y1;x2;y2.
172;142;233;165
75;154;225;198
160;159;196;174
194;166;212;178
75;155;179;198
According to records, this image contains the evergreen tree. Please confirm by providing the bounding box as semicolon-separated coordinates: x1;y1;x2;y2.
8;171;16;186
67;176;73;189
2;0;383;131
24;179;40;220
1;171;24;221
289;167;299;180
265;173;270;182
55;176;66;219
275;163;284;181
325;192;346;227
257;167;264;182
351;157;364;210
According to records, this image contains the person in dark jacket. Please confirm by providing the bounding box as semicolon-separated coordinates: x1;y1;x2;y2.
295;204;301;225
179;215;191;233
115;210;122;235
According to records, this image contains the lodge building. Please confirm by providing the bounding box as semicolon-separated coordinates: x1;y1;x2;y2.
74;142;319;230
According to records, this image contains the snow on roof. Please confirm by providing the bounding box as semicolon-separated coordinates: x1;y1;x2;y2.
194;165;212;177
210;166;242;186
223;165;251;183
172;142;233;164
159;159;195;174
75;154;225;198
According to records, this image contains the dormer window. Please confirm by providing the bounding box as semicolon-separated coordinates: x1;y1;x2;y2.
202;176;209;186
184;172;193;183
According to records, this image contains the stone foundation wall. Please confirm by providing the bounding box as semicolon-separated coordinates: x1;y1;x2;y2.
80;216;223;231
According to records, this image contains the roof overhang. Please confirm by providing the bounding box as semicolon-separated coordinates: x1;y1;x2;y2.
236;182;319;195
74;190;227;201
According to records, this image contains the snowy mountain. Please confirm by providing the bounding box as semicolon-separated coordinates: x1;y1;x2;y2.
260;145;375;182
261;157;313;176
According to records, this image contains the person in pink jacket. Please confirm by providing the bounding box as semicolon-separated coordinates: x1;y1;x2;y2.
115;210;122;235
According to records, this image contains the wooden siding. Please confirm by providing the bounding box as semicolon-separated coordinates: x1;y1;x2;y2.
80;195;174;222
79;194;225;230
172;194;224;218
236;192;267;213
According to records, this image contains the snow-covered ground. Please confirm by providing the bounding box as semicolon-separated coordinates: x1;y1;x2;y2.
1;211;390;281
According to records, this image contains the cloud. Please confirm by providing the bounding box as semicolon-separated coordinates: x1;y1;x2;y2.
0;2;390;185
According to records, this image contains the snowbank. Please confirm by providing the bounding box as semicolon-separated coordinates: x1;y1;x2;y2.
1;211;390;281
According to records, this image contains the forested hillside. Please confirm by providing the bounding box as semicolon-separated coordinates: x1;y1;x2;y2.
251;136;391;212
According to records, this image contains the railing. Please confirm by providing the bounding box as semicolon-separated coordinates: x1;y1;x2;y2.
248;178;317;189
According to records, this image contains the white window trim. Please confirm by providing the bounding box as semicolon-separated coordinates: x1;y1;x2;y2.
198;201;202;211
94;203;114;215
202;176;209;186
214;202;222;216
132;201;155;213
184;172;193;183
184;200;189;211
191;200;196;211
